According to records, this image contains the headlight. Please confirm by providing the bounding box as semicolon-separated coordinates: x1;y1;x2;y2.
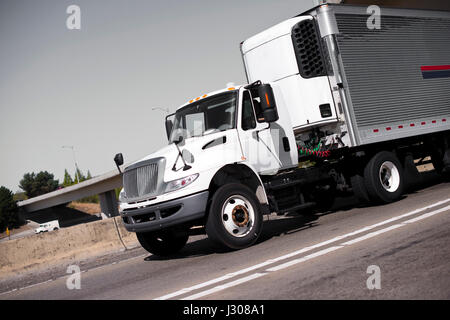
118;188;126;202
165;173;199;193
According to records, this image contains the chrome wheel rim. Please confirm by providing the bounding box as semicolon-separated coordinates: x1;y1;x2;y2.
221;195;255;237
379;161;400;192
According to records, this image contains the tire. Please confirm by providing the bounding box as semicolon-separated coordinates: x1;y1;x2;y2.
431;149;450;180
312;183;336;212
136;230;189;256
363;151;404;204
350;174;371;204
206;183;263;250
401;154;420;192
53;227;59;231
431;150;445;173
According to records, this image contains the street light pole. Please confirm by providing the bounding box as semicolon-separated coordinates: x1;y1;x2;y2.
62;145;80;183
152;107;170;114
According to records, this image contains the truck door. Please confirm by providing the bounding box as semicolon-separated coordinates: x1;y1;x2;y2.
237;89;282;174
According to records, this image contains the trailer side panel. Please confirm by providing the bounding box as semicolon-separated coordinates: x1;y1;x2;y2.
332;6;450;145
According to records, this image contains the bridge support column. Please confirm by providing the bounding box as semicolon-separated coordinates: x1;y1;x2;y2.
99;190;119;218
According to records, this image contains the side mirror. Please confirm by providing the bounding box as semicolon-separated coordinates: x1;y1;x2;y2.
114;153;124;173
165;119;173;140
258;84;279;123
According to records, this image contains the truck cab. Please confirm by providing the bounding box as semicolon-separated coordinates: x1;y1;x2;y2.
118;83;304;255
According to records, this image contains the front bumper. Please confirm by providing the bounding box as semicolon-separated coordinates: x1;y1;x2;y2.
120;191;209;233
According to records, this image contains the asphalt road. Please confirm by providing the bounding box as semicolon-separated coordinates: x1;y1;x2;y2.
1;172;449;300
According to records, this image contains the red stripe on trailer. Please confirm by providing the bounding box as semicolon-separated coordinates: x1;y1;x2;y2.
373;118;447;134
421;65;450;71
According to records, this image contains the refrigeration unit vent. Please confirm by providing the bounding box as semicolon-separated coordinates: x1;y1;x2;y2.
292;19;327;79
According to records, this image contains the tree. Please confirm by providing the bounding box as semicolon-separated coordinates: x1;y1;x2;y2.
74;167;87;184
0;186;21;232
19;171;59;198
63;169;74;187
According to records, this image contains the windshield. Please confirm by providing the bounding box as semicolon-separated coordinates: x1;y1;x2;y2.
169;92;237;142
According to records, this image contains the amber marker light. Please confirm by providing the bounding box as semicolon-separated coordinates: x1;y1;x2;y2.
265;93;270;107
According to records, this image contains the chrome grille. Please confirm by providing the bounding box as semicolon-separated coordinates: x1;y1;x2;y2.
123;163;158;199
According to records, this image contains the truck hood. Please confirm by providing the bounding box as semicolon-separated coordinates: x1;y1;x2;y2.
127;130;242;182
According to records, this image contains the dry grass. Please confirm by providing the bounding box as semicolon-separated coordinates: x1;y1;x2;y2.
68;202;101;215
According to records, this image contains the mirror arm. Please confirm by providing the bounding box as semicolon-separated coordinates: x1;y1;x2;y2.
172;138;192;171
255;123;271;141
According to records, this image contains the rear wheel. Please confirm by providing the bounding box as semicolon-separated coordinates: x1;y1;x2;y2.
136;230;189;256
364;151;404;204
206;183;263;250
350;174;371;204
431;149;445;173
431;149;450;179
312;183;336;212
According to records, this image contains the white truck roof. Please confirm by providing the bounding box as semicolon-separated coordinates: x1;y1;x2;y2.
241;17;306;55
176;86;242;111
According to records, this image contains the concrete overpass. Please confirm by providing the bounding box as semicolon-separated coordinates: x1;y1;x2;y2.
18;166;124;218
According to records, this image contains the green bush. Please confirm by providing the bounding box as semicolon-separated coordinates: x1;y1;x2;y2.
19;171;59;198
0;186;23;232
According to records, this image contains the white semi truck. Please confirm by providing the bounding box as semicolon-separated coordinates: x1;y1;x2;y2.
115;3;450;256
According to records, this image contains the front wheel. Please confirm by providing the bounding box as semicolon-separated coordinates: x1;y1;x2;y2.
206;183;263;250
136;230;189;256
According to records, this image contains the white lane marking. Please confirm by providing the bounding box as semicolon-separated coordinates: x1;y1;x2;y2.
341;205;450;246
402;205;450;224
181;273;267;300
155;260;285;300
0;253;148;296
0;288;17;296
0;279;54;296
266;246;343;272
341;224;404;246
19;279;54;291
155;198;450;300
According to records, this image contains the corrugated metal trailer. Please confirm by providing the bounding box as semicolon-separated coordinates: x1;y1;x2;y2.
242;3;450;207
324;5;450;145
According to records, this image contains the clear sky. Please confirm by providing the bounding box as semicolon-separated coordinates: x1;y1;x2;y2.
0;0;313;192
